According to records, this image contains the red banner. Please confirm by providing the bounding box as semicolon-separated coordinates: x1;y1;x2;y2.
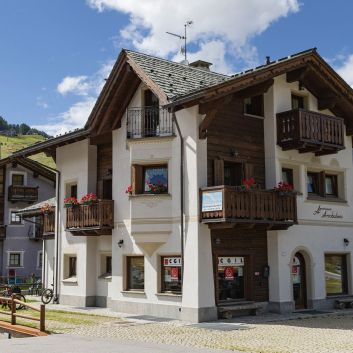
224;267;234;280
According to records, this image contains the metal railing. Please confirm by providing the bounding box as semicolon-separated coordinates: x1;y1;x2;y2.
127;106;174;138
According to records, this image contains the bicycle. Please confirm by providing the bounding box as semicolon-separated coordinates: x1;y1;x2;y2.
41;284;54;304
1;285;26;310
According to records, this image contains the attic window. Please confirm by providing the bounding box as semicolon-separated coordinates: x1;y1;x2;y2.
244;95;264;117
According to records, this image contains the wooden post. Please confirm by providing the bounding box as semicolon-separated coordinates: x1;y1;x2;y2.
11;294;16;325
40;304;45;332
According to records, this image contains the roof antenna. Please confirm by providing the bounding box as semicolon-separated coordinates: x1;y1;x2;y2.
166;20;193;64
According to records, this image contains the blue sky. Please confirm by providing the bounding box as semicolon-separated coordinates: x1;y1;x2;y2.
1;0;353;135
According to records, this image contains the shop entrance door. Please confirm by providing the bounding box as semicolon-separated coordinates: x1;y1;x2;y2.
292;252;307;309
217;256;246;303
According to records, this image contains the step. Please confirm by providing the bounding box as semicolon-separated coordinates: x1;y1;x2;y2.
218;302;263;319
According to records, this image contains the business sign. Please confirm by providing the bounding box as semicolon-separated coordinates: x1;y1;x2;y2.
163;257;182;267
171;267;179;281
218;257;244;267
202;191;222;212
224;267;235;280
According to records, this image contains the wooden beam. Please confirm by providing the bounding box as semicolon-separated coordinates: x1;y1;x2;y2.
90;132;112;145
318;96;340;111
199;109;217;139
235;79;274;98
286;66;310;83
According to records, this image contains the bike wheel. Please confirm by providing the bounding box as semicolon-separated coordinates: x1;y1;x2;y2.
41;289;53;304
16;294;26;310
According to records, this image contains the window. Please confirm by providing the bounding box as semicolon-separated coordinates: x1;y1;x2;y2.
69;256;77;278
12;173;24;186
161;256;182;294
65;182;78;199
9;253;21;267
106;256;112;275
282;168;294;186
143;166;168;193
10;210;22;225
325;254;348;295
291;94;305;109
38;251;43;269
307;171;339;198
244;95;264;117
126;256;144;291
224;162;243;186
70;185;77;199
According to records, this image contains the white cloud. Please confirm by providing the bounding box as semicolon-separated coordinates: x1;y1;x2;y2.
87;0;300;72
57;75;90;96
336;54;353;87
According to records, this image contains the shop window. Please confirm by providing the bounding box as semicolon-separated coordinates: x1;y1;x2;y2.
244;95;264;117
9;252;22;267
161;256;182;294
12;173;24;186
132;164;168;195
126;256;144;291
325;254;348;295
291;94;306;110
307;171;338;198
10;210;22;225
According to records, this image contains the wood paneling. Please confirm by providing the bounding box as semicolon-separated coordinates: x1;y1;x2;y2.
97;144;112;199
211;228;269;303
207;96;265;187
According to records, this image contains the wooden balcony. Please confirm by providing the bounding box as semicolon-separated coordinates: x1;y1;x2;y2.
277;109;345;156
8;185;39;203
200;186;297;230
0;225;6;240
43;212;55;239
66;200;114;236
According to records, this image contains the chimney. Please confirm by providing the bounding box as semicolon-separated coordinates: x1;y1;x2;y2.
189;60;212;71
266;56;271;65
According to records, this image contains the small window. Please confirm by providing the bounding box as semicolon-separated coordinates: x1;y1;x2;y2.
9;253;21;267
282;168;294;186
12;174;24;186
244;95;264;117
126;256;144;291
307;171;339;198
143;166;168;194
325;254;348;295
69;256;77;278
161;256;182;294
10;211;22;225
291;94;305;109
325;175;338;197
307;172;320;195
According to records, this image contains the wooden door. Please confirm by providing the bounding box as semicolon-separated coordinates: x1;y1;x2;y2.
292;252;307;309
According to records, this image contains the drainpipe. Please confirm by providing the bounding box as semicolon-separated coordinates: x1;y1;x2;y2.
172;111;185;285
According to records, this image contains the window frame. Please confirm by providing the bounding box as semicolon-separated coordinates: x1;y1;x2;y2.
307;171;339;199
282;168;294;186
160;255;182;294
324;254;348;296
10;171;26;186
68;256;77;278
243;95;264;117
9;209;23;225
291;93;306;110
126;256;145;291
8;252;22;268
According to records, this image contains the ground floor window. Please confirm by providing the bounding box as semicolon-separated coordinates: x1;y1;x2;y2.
217;256;245;301
8;252;22;267
161;256;182;294
63;254;77;279
325;254;348;295
126;256;144;291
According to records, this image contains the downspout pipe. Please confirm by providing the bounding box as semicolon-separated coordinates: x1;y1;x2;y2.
172;111;185;285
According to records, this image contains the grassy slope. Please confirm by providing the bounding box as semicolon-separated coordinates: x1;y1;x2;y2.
0;134;55;168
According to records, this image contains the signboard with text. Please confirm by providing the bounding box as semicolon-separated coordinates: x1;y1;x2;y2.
202;191;222;212
218;257;244;267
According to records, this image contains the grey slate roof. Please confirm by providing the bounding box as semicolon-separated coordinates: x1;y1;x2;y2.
125;49;230;100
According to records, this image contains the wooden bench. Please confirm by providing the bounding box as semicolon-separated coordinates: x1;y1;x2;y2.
218;302;263;319
334;298;353;309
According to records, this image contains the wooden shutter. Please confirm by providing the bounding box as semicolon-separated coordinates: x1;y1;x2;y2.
214;159;224;185
132;165;143;194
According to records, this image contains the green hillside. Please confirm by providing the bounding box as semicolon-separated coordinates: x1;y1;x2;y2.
0;134;55;168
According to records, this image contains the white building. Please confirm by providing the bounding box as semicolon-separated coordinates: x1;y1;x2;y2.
13;48;353;321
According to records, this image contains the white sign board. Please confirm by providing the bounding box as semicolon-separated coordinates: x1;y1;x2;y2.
163;257;182;267
202;191;222;212
218;257;244;267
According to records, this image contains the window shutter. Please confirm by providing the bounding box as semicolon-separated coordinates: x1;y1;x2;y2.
214;159;224;185
132;165;143;194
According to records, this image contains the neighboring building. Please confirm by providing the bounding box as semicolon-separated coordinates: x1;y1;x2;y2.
0;157;55;283
12;48;353;322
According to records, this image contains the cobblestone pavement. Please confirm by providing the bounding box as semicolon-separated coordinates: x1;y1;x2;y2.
26;299;353;353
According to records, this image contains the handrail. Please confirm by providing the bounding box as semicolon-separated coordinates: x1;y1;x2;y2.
0;295;45;332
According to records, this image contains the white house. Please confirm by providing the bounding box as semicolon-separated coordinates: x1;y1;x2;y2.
13;48;353;322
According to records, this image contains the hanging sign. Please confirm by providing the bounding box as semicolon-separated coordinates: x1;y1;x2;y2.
224;267;235;280
171;267;179;281
163;257;182;267
218;257;244;267
202;191;222;212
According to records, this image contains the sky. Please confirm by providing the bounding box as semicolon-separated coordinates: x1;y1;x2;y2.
1;0;353;136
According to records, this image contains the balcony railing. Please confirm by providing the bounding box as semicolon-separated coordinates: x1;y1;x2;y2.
43;212;55;239
127;106;174;139
0;225;6;240
277;109;345;156
66;200;114;236
200;186;297;230
8;185;39;203
28;224;43;241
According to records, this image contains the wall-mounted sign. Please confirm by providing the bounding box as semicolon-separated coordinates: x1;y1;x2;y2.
163;257;182;267
202;191;222;212
218;256;244;267
312;205;343;219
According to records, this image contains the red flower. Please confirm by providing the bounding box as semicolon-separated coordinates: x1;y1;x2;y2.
125;185;133;195
64;197;78;207
241;177;255;191
79;193;97;204
275;181;294;192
